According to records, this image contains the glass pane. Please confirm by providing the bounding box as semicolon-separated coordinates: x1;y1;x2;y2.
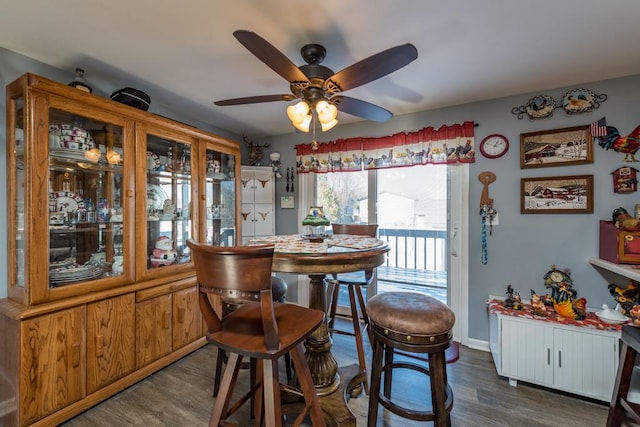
48;109;125;286
13;96;25;287
316;170;368;228
205;150;236;246
146;135;193;268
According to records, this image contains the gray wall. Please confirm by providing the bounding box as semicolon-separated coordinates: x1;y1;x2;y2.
2;47;639;343
262;74;640;343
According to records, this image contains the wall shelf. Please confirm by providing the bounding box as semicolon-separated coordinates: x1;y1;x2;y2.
589;257;640;281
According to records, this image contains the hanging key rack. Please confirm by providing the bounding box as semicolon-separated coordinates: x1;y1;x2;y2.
478;171;497;265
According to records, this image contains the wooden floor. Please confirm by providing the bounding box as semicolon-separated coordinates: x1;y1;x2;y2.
62;318;635;427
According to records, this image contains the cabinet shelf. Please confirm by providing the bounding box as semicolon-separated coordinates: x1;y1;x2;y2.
589;257;640;281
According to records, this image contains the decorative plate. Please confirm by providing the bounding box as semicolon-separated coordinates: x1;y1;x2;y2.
561;88;596;114
146;184;169;210
49;191;85;213
147;151;161;171
525;95;556;119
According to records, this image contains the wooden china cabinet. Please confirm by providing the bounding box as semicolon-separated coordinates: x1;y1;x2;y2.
0;73;240;427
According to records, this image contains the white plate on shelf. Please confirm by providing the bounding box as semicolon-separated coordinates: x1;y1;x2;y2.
147;151;161;171
147;184;168;210
49;191;85;213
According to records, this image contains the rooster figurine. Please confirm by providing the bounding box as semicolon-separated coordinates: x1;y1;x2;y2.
609;281;640;315
595;119;640;162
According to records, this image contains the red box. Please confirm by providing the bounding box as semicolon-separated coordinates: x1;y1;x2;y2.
599;220;640;264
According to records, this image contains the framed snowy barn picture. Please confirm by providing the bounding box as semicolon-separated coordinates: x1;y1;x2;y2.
521;175;594;214
520;125;593;169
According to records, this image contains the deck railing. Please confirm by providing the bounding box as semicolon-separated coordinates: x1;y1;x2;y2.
378;228;447;273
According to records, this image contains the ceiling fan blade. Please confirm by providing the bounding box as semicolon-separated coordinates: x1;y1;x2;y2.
331;96;393;122
324;44;418;93
233;30;309;84
214;94;296;106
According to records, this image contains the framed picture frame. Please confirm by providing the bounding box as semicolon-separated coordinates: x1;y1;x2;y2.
521;174;594;214
520;125;593;169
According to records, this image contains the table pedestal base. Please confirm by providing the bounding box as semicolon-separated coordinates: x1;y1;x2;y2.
283;364;364;427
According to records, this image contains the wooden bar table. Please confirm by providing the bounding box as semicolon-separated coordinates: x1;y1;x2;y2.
248;234;389;426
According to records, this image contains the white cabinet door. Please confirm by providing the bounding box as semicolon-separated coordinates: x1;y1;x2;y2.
500;316;554;387
253;203;274;236
241;166;275;243
553;328;618;400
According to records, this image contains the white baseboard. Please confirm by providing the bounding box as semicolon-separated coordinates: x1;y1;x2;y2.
464;337;490;352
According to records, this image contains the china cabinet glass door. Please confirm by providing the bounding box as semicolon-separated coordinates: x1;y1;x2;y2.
138;124;196;279
204;147;236;246
47;110;128;286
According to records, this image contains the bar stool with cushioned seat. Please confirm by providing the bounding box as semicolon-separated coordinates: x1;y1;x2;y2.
366;291;455;427
187;240;326;427
327;223;378;394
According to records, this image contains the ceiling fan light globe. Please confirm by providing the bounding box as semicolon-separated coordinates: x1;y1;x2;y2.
321;118;338;132
84;147;101;163
106;150;121;165
292;115;311;132
316;100;338;122
286;101;310;123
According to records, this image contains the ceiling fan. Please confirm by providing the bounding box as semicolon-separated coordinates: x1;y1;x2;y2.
214;30;418;131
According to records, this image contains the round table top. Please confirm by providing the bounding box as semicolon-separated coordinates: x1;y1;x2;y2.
247;234;390;275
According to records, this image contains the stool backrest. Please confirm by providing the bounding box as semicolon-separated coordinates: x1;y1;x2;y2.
331;224;379;282
332;223;378;238
186;239;279;349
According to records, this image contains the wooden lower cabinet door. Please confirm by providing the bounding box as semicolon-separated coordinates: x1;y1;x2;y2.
172;287;202;350
136;294;172;368
86;294;136;394
20;306;84;425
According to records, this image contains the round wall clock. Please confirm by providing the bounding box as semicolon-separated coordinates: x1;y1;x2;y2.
479;134;509;159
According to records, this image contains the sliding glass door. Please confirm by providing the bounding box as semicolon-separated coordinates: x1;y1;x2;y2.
316;166;448;306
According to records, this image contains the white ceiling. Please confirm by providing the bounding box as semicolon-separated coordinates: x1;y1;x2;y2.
2;0;640;139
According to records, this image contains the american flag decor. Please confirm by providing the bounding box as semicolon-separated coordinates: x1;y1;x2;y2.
591;117;608;137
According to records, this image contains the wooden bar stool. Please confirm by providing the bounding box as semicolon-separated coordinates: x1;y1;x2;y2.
327;223;378;395
187;240;326;427
213;276;292;398
607;325;640;426
366;291;455;427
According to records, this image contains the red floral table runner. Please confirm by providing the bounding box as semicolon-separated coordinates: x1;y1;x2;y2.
487;298;624;332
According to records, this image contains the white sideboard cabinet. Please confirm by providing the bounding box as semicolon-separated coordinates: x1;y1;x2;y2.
490;310;620;402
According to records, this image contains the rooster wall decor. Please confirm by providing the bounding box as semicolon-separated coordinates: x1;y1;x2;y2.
593;117;640;162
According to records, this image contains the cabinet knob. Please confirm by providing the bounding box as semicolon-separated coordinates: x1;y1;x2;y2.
126;190;134;198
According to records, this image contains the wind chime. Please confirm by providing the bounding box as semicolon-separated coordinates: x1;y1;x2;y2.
478;171;497;265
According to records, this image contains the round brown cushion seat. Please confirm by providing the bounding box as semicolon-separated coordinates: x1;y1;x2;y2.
367;292;455;342
367;291;456;426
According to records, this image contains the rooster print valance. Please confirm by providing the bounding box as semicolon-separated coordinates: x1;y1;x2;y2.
295;121;476;174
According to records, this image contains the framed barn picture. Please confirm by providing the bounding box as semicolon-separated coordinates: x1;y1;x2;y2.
520;125;593;169
521;175;594;214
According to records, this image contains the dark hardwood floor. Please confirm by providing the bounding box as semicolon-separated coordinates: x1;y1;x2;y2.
62;318;635;426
